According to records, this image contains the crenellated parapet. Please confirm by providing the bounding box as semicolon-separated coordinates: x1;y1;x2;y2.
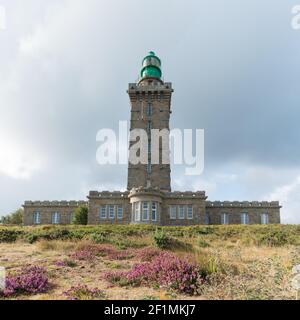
166;191;207;199
23;201;87;207
88;191;129;199
206;201;281;208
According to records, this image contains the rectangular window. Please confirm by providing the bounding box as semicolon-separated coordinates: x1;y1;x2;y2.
261;213;269;225
100;206;107;219
117;205;123;220
69;212;74;224
241;213;249;225
108;205;115;220
142;202;149;221
221;213;229;225
147;103;153;116
33;212;41;225
178;205;185;219
205;211;210;225
52;212;60;225
134;202;141;222
151;202;157;221
187;205;193;219
170;206;177;219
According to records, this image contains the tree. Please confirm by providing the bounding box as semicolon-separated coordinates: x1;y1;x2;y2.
72;205;88;225
1;208;24;225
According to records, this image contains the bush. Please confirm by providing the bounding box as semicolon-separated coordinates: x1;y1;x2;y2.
104;252;204;295
72;206;88;225
63;285;106;300
89;232;109;244
197;237;210;248
256;229;289;247
153;228;170;249
0;266;48;297
0;229;22;243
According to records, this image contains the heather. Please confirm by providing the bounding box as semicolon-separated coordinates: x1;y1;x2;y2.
104;252;204;295
0;225;299;300
0;266;49;297
63;285;106;300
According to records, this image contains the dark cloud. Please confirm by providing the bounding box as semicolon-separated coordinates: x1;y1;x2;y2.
0;0;299;222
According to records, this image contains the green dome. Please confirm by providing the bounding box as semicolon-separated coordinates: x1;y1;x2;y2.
140;51;162;80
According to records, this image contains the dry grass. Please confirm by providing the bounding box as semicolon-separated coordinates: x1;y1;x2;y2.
0;230;299;300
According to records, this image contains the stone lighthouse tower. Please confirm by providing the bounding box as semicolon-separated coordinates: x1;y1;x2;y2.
127;51;173;192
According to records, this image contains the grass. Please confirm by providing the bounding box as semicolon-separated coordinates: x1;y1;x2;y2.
0;225;299;300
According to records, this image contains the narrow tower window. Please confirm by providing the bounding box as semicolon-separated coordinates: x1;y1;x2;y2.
147;103;153;116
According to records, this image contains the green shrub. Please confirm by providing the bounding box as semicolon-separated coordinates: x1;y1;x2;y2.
197;237;210;248
256;229;289;247
90;232;109;244
23;232;39;243
0;229;21;243
72;206;88;225
153;228;170;249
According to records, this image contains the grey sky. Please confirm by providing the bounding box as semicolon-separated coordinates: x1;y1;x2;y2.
0;0;299;223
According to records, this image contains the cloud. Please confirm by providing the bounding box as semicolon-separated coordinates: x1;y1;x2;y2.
0;138;43;179
265;176;300;224
0;0;299;223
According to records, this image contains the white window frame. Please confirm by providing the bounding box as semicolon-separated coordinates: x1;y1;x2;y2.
33;212;41;225
187;205;193;220
170;205;177;219
100;205;107;219
221;213;229;225
151;202;157;221
108;205;115;220
178;205;185;219
241;213;249;225
52;212;60;225
134;202;141;222
261;213;269;225
142;202;149;221
117;205;123;220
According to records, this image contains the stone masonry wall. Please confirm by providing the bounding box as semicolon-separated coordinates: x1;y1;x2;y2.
87;191;131;225
162;192;207;226
205;201;281;225
127;82;173;191
23;201;87;226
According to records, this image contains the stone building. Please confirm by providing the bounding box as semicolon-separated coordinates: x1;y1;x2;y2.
23;52;281;226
